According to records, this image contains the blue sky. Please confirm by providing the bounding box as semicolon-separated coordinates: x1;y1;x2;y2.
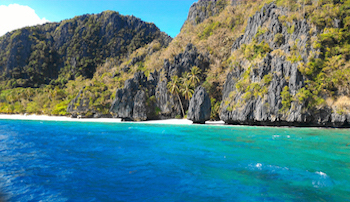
0;0;196;37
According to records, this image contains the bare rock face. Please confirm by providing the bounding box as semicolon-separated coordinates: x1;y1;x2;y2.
109;43;210;121
110;71;152;121
111;77;140;120
188;86;211;124
162;43;209;78
155;79;182;119
186;0;224;25
220;3;350;127
156;43;210;119
132;90;147;121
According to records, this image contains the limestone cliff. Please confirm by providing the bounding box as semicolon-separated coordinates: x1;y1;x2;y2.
109;43;210;121
220;3;350;127
185;0;228;26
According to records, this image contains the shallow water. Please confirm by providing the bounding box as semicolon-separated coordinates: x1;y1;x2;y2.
0;119;349;201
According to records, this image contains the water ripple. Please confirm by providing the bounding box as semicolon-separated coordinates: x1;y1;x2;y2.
0;120;349;201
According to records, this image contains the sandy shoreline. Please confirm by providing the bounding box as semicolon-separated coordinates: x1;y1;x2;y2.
0;114;225;125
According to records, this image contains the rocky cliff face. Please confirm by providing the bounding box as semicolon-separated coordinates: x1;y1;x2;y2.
188;86;211;124
110;43;210;121
109;71;158;121
162;43;209;78
185;0;228;26
220;3;350;127
156;43;210;119
0;11;171;87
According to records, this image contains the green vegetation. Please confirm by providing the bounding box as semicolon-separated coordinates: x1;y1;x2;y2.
274;33;284;46
166;66;202;117
199;21;221;39
0;11;166;88
167;75;185;117
210;97;221;120
280;86;292;112
241;40;272;61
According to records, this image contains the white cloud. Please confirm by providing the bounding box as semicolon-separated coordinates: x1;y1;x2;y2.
0;4;50;37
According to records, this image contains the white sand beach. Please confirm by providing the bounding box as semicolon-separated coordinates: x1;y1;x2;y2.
0;114;225;125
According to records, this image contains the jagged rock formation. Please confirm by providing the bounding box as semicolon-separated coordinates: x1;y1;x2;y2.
109;71;158;121
110;43;210;121
0;11;171;87
163;43;209;78
156;43;210;118
188;86;211;124
220;3;350;127
231;3;315;56
185;0;228;26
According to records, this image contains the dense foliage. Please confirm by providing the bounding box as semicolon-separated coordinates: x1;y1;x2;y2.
0;10;169;87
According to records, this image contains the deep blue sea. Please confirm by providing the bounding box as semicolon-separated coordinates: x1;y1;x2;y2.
0;119;350;201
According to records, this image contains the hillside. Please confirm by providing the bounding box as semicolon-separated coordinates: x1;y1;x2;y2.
1;0;350;127
0;11;171;87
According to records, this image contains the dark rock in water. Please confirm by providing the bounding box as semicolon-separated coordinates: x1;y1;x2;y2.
188;86;211;124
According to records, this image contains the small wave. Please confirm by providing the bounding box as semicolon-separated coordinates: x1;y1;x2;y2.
312;171;333;188
315;171;327;177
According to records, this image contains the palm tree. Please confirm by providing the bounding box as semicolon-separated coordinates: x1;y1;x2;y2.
187;66;202;87
167;76;185;117
180;78;194;101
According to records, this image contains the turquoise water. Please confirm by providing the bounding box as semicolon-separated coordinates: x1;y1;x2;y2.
0;120;349;201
